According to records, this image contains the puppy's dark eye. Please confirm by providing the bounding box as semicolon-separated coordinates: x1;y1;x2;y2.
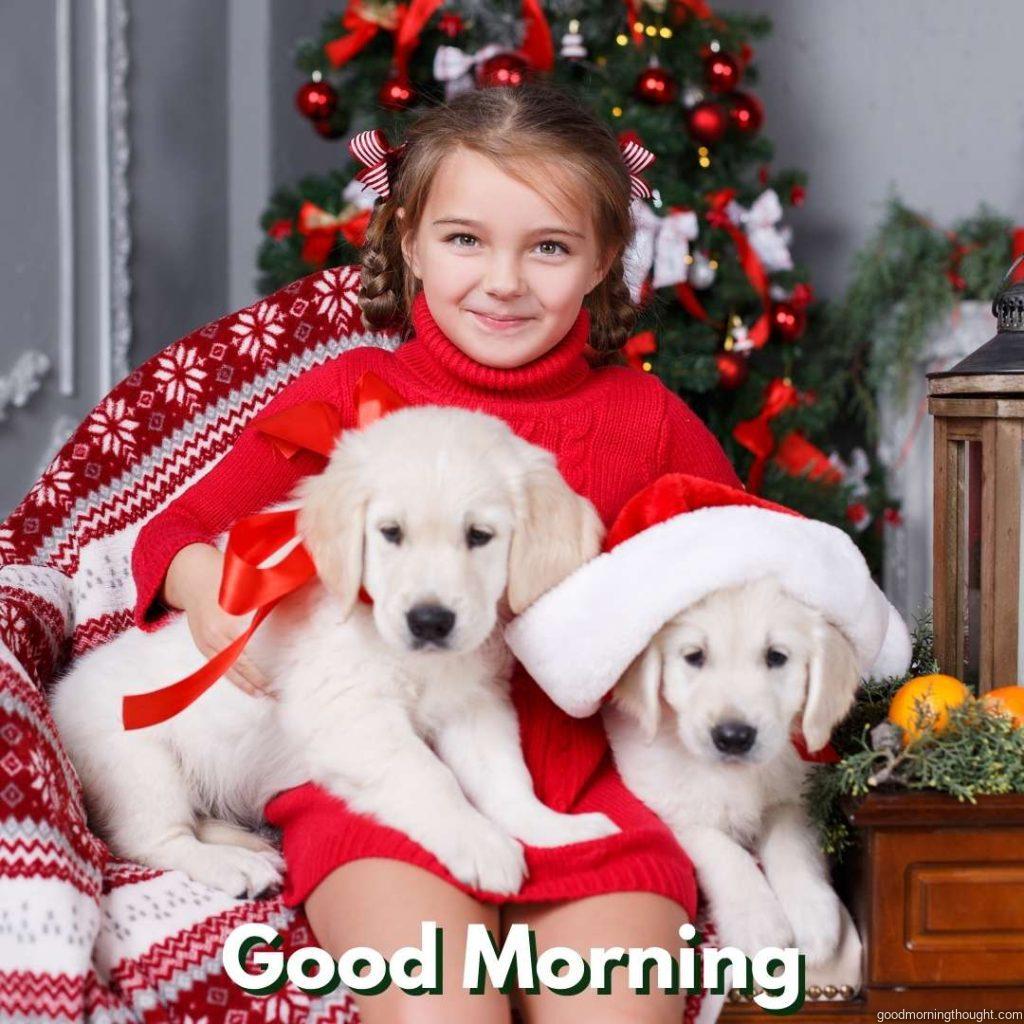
380;524;403;545
683;650;705;668
765;648;788;668
466;527;493;549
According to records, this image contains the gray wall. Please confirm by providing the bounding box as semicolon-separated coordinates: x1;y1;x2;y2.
727;0;1024;298
2;0;1024;518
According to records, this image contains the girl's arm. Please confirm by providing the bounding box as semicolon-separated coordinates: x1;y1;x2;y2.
656;388;744;489
132;356;351;632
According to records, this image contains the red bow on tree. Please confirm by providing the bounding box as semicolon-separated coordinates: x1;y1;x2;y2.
325;0;408;68
122;372;407;731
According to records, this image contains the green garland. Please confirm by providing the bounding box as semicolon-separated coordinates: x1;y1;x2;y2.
807;613;1024;858
823;198;1015;439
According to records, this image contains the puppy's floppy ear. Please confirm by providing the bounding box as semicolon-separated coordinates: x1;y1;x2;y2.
295;438;369;621
506;447;604;615
802;617;861;753
611;642;664;743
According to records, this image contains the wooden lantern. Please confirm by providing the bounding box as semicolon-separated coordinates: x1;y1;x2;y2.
927;257;1024;692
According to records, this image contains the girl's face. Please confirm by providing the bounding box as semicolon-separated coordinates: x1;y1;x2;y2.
400;147;610;369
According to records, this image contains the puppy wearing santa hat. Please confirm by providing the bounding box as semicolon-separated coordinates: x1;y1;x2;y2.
505;473;912;990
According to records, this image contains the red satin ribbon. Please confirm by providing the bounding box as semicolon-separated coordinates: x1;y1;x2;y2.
325;0;407;68
732;378;800;493
624;330;656;371
298;202;372;266
122;372;407;730
393;0;553;79
1013;228;1024;282
705;188;772;348
774;431;842;485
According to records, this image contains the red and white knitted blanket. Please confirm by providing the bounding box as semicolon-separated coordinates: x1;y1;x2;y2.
0;266;719;1024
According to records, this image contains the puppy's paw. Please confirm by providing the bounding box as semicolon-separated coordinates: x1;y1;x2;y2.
178;842;284;899
715;894;794;959
448;823;526;896
515;810;620;847
785;884;843;966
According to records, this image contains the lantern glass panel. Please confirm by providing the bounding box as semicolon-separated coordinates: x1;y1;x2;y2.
961;439;982;689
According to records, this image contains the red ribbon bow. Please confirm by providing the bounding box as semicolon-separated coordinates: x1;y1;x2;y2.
325;0;408;68
393;0;553;80
297;201;372;265
732;377;800;493
348;129;408;200
122;372;407;731
618;133;656;201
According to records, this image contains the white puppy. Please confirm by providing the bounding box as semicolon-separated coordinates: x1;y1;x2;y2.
605;576;860;966
50;405;619;899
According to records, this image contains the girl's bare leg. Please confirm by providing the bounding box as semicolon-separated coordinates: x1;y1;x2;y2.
304;858;511;1024
504;892;691;1023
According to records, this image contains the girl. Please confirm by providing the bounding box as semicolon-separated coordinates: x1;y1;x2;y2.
132;84;742;1023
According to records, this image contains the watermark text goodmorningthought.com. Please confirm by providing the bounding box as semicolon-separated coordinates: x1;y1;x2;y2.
877;1014;1024;1023
222;921;807;1012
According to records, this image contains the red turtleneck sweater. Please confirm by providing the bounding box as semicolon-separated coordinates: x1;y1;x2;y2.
132;284;741;817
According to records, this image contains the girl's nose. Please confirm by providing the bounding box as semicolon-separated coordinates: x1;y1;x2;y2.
483;254;525;298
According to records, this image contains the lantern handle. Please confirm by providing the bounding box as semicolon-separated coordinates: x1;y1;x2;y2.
993;255;1024;317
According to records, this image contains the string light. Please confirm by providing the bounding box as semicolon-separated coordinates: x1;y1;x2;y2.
684;254;694;265
645;24;657;36
611;105;623;117
659;27;672;38
699;154;712;169
633;20;643;32
709;259;719;270
642;361;652;372
709;39;721;52
616;33;628;45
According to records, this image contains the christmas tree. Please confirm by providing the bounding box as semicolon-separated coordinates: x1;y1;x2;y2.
258;0;897;569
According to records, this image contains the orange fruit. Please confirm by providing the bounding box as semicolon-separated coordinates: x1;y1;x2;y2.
980;685;1024;728
887;674;970;744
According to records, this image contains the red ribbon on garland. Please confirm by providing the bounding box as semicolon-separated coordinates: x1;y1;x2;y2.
624;330;657;371
325;0;408;68
732;377;800;493
122;372;407;731
1013;228;1024;282
393;0;553;79
705;188;772;348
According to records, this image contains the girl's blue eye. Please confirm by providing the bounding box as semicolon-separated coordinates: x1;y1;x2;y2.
440;234;569;256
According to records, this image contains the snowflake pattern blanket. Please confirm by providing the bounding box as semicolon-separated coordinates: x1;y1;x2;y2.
0;267;718;1024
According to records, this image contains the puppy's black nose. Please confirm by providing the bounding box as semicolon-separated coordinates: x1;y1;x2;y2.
406;604;456;642
711;720;757;755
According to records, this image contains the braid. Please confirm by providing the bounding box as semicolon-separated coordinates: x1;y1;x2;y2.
586;253;637;367
357;198;410;332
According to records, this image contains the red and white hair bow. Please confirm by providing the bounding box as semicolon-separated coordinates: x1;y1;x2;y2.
619;134;656;200
348;128;407;199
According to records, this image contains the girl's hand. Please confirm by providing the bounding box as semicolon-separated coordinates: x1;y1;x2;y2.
163;543;275;699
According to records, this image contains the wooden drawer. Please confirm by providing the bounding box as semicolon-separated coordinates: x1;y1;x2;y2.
849;793;1024;989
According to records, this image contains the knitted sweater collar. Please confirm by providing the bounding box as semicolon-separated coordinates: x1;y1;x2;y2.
394;290;592;401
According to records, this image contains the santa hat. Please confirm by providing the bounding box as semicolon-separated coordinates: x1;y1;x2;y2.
504;473;912;719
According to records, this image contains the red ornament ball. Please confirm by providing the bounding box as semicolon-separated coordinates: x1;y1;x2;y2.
704;52;741;93
771;301;807;343
716;351;749;390
728;91;764;135
295;79;338;120
477;52;530;88
686;100;728;145
378;76;415;111
790;183;806;206
634;65;678;105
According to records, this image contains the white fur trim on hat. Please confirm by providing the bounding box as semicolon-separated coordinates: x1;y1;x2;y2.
504;505;912;718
